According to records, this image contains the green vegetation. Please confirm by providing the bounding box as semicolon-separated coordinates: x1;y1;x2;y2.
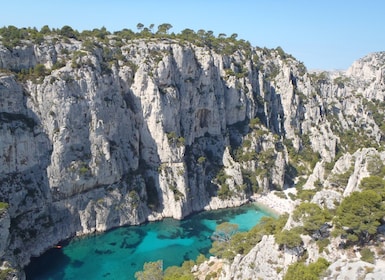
0;24;260;90
224;63;249;79
360;248;375;264
274;191;287;199
292;203;331;235
135;260;163;280
333;76;351;88
329;165;354;189
333;190;384;244
166;132;185;147
274;202;332;256
0;202;9;210
78;162;90;176
5;22;385;277
360;175;385;198
275;228;303;250
197;156;206;164
308;71;329;85
128;190;140;209
217;183;231;199
337;129;379;154
0;202;9;214
363;99;385;138
135;256;205;279
324;102;381;154
0;24;253;59
234;138;277;184
316;238;330;253
327;100;384;153
163;260;195;280
210;214;288;260
0;25;38;49
209;222;239;258
284;258;329;280
295;187;317;201
16;63;50;83
284;136;320;178
234;146;258;162
214;168;233;199
367;154;385;176
0;268;14;280
168;184;184;201
211;222;239;242
241;168;259;193
255;148;277;179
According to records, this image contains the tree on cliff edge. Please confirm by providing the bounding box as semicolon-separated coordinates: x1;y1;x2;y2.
135;260;163;280
157;23;173;35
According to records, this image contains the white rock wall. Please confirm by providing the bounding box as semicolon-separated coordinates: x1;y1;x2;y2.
0;37;385;277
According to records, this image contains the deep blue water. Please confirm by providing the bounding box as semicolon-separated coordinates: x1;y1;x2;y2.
25;204;272;280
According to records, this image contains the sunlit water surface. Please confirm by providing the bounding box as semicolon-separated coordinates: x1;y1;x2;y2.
26;204;272;279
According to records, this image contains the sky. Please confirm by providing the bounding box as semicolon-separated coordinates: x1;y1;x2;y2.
1;0;384;70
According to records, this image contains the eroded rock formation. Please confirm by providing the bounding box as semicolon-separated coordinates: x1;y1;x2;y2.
0;31;385;278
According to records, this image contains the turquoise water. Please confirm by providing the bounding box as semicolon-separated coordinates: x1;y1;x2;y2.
25;204;271;280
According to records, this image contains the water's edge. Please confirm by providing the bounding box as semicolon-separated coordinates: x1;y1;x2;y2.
26;203;272;280
253;202;280;218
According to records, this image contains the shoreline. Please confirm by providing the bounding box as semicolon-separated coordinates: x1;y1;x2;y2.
253;201;280;218
251;191;296;217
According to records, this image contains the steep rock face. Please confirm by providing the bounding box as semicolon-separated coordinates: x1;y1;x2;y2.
211;53;385;279
0;38;293;267
0;32;385;276
221;235;296;280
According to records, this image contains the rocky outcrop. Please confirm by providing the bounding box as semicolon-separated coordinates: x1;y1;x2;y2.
0;36;292;268
0;29;385;277
221;235;295;280
326;259;385;280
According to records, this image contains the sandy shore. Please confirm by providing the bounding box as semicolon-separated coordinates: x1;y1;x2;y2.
251;189;297;216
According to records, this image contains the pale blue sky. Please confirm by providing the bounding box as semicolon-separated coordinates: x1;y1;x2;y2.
1;0;384;70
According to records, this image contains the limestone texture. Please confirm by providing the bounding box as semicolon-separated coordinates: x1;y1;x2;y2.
0;33;385;279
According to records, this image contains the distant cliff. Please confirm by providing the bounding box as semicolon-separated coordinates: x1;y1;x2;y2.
0;26;385;279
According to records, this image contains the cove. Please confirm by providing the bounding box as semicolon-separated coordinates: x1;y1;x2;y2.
25;203;273;280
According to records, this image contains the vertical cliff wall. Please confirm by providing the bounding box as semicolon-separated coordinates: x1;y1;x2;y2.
0;31;384;274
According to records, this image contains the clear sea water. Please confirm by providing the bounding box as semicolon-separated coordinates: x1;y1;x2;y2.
25;203;272;280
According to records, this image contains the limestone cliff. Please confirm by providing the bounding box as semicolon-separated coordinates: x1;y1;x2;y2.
0;28;385;278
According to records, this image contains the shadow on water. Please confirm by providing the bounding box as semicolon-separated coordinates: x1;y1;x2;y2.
25;247;71;280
